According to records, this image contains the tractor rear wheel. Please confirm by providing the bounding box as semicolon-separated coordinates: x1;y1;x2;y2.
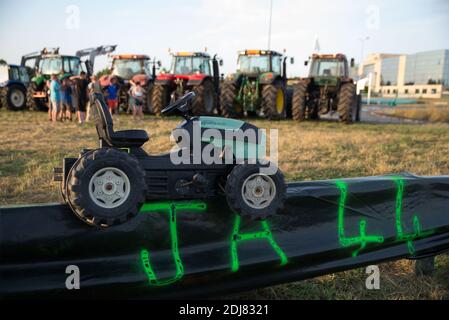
292;82;307;121
337;82;356;124
220;82;243;118
5;85;27;111
65;148;147;228
151;84;169;116
26;87;37;110
144;82;154;114
192;80;217;115
261;82;286;120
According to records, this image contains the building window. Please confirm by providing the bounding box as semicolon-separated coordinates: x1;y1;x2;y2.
415;89;420;94
404;89;409;94
393;89;397;94
387;89;390;94
422;89;428;94
431;89;437;94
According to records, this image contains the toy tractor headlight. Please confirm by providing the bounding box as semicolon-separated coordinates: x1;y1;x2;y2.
226;74;234;81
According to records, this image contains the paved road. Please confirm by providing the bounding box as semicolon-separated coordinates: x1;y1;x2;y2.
320;105;427;125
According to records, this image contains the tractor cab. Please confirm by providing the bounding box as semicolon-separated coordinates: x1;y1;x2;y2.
170;52;215;77
306;54;354;86
0;62;30;110
111;54;155;81
0;63;30;85
236;50;285;78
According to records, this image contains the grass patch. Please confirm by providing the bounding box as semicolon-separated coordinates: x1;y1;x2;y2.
1;109;449;299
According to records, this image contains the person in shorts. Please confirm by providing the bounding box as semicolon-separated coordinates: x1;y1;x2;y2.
49;74;61;123
131;81;145;121
106;77;119;114
61;77;73;121
75;71;89;123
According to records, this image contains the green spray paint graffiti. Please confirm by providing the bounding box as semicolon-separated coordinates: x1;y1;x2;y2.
140;201;206;286
230;215;288;272
392;177;433;255
335;180;384;257
139;176;436;287
336;177;434;257
139;201;286;286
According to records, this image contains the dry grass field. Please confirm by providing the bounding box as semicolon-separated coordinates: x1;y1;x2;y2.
1;109;449;299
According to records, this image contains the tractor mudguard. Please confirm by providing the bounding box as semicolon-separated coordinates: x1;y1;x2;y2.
186;74;209;87
155;74;175;86
259;72;281;85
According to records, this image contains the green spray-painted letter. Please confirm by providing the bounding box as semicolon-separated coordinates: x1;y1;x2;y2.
230;215;287;272
336;180;384;257
140;201;206;286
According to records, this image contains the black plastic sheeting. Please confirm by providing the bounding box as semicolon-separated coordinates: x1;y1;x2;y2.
1;173;449;299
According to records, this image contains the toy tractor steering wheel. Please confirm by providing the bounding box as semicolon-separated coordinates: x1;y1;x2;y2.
161;91;196;116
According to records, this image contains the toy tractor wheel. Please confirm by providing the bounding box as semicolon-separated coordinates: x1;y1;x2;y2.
337;82;356;124
220;82;243;118
5;85;27;111
192;80;217;115
65;148;147;228
261;81;286;120
225;164;286;220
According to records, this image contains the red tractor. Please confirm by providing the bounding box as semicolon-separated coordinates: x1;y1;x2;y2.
100;54;159;113
151;52;222;116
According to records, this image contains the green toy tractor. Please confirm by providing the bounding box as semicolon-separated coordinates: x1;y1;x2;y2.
220;50;293;120
292;53;357;123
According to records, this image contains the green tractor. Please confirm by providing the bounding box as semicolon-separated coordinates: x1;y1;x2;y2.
21;46;116;110
220;50;293;120
292;53;358;123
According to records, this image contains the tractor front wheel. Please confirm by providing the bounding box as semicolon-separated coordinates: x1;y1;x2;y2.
151;84;170;116
337;82;356;124
225;163;286;220
261;82;286;120
192;80;217;115
5;85;27;111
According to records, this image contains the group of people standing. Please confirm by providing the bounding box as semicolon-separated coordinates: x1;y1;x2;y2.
48;72;147;123
48;72;89;124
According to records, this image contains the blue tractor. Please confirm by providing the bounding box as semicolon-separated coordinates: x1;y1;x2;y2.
0;61;30;111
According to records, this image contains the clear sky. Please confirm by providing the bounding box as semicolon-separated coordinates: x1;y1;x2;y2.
0;0;448;76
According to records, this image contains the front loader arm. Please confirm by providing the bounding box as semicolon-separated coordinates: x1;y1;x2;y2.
75;45;117;75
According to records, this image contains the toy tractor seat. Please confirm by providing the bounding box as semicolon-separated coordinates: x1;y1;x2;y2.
92;93;149;148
